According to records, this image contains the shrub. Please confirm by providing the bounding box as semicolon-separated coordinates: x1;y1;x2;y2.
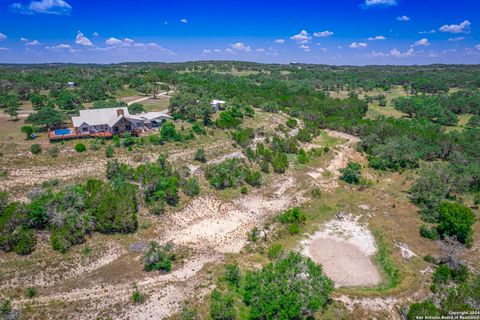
0;299;12;317
12;227;36;255
74;143;86;153
105;145;114;158
131;284;145;304
232;127;255;147
21;125;34;139
210;289;236;320
286;118;297;128
271;153;289;174
143;241;175;272
267;243;283;260
297;149;309;164
297;128;312;143
192;122;206;135
25;287;37;298
339;162;362;184
420;225;440;240
433;265;452;285
437;202;476;247
48;146;59;158
240;186;248;194
205;159;247;189
224;263;241;287
261;101;279;113
311;187;322;198
245;170;262;187
30;143;42;154
278;207;306;225
407;300;439;320
150;200;165;215
194;148;207;163
183;177;200;196
243;252;333;319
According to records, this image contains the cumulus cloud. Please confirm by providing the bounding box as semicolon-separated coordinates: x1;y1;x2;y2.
449;37;465;42
180;18;188;23
274;39;285;44
291;30;311;44
389;48;414;58
349;42;368;48
230;42;251;52
10;0;72;15
397;15;410;22
368;35;386;41
93;32;99;37
313;31;334;37
202;49;212;54
363;0;397;7
439;20;471;34
23;39;40;45
75;31;93;46
0;33;7;41
413;38;430;47
105;37;123;45
299;44;310;51
419;29;435;34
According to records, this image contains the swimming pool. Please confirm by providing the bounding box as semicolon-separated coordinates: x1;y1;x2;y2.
54;129;72;136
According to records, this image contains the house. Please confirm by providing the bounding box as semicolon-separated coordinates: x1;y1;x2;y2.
211;99;226;111
71;107;171;135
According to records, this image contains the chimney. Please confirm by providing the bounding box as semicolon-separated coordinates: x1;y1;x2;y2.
117;108;124;116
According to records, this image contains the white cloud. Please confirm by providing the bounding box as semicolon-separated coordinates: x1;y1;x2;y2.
313;31;333;37
413;38;430;47
349;42;368;48
213;49;222;54
449;37;465;42
46;43;75;53
419;29;436;34
397;16;410;22
274;39;285;44
180;18;188;23
256;48;266;53
123;38;135;46
106;37;123;45
363;0;397;7
476;44;480;50
299;44;310;51
368;35;386;41
93;32;99;37
202;49;212;54
25;39;40;46
0;47;10;51
75;31;93;46
439;20;471;34
0;33;7;41
389;48;414;58
291;30;311;44
230;42;251;52
10;0;72;15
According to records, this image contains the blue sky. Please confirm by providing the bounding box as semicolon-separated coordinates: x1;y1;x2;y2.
0;0;479;64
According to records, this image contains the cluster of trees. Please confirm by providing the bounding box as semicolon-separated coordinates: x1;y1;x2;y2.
205;158;261;190
407;264;479;319
210;252;334;319
0;178;138;255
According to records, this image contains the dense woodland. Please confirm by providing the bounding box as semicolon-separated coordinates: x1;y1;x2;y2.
0;62;479;318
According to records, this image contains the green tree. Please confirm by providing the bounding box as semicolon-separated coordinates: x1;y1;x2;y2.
210;289;236;320
437;202;476;247
243;252;334;319
339;162;362;184
25;107;66;129
21;125;34;139
128;102;145;115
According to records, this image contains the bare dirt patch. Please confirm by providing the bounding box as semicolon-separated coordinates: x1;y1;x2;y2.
301;214;382;287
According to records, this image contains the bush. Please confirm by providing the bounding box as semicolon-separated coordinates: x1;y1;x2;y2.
74;143;86;153
297;149;309;164
271;153;289;174
131;284;145;304
194;148;207;163
12;227;36;255
0;299;12;317
21;125;34;139
210;289;236;320
437;202;476;247
25;287;37;298
261;101;279;113
339;162;362;184
278;207;306;225
286;118;297;128
205;159;247;189
232;127;254;147
433;264;453;285
245;170;262;187
30;143;42;154
407;300;439;320
267;243;283;260
183;177;200;197
105;145;114;158
149;200;165;215
420;224;440;240
240;186;248;194
48;146;59;158
143;241;175;272
243;252;333;319
224;263;241;287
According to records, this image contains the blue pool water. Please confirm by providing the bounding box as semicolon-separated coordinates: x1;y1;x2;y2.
54;129;72;135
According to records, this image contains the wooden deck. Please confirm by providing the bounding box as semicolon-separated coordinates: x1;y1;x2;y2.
49;129;113;141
